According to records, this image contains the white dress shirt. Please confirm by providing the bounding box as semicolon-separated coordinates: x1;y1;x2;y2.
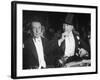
33;37;46;69
64;32;75;57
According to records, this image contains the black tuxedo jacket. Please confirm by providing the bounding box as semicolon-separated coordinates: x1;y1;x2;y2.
23;37;49;69
59;31;90;56
49;31;90;67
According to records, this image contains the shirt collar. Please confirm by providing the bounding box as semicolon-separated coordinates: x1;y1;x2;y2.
33;37;41;42
65;31;73;38
69;31;73;35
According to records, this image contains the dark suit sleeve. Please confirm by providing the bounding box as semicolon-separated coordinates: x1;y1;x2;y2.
23;39;39;69
23;40;32;69
47;39;63;57
45;39;64;66
80;38;90;53
74;32;90;53
23;41;29;69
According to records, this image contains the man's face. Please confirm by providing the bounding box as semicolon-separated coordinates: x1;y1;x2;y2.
32;22;42;38
63;23;73;33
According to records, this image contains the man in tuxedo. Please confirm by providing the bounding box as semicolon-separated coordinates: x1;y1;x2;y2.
56;14;90;66
23;20;49;69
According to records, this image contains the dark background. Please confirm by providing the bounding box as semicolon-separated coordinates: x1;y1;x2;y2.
23;10;91;46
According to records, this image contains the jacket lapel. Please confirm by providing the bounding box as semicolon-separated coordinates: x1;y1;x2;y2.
31;37;47;64
60;40;65;52
30;38;39;61
60;32;79;54
41;37;47;57
72;32;79;53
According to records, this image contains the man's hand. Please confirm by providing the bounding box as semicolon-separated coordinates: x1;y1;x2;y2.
79;48;88;57
58;56;69;66
58;32;68;46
